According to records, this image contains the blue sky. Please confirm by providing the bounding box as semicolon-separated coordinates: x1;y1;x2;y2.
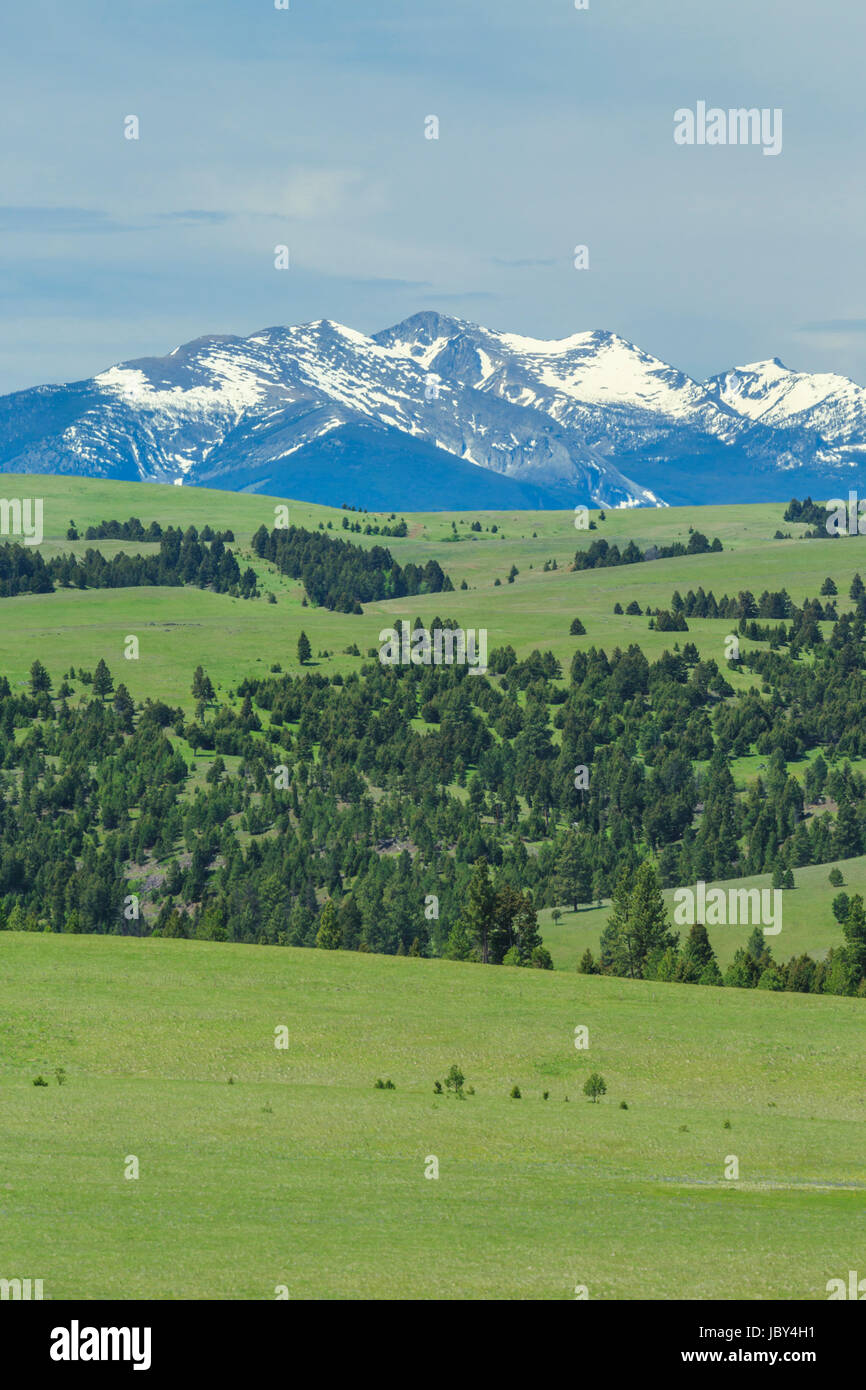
1;0;863;393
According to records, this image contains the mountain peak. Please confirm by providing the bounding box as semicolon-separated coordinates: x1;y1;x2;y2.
731;357;791;376
373;310;469;348
3;311;865;510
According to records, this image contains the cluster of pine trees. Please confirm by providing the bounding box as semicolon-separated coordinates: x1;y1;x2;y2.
250;524;452;613
783;496;830;528
668;586;838;624
650;609;689;631
573;532;722;571
440;857;552;967
339;511;408;537
77;517;234;543
0;527;255;598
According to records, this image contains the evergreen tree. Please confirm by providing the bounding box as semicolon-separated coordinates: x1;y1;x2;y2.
315;900;342;949
628;861;676;976
113;683;135;731
338;895;363;951
600;867;635;975
832;891;850;924
578;947;597;974
842;893;866;980
600;863;673;979
724;947;761;989
458;857;497;963
93;658;114;700
192;665;215;703
444;918;474;961
554;831;592;912
29;659;51;695
679;922;718;983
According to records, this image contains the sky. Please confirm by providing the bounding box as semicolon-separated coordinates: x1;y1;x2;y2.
0;0;864;394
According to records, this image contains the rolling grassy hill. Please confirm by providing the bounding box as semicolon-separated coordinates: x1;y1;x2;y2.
0;475;860;709
1;931;863;1300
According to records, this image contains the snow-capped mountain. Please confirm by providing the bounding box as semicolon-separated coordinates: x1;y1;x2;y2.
1;311;864;509
705;358;866;465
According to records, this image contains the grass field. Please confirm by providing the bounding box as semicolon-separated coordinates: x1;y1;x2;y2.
1;475;863;708
1;931;864;1300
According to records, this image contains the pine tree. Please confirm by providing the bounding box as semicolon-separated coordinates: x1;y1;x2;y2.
832;891;850;923
444;919;474;961
192;665;215;704
29;659;51;695
555;831;592;912
297;631;312;665
629;861;677;976
458;858;497;963
113;683;135;729
93;658;114;700
842;893;866;980
834;799;861;858
724;947;761;989
599;866;636;976
697;748;740;878
746;926;772;968
679;922;717;982
315;900;342;950
338;895;362;951
601;862;673;980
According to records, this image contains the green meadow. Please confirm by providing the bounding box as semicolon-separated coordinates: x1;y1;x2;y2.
0;475;861;708
1;932;863;1300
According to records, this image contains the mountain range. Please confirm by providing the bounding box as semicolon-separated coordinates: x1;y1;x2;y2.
2;310;865;510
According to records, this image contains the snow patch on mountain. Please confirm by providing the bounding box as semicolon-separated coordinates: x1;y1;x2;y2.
3;308;866;508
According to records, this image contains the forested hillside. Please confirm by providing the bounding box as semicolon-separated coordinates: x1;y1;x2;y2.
4;541;866;997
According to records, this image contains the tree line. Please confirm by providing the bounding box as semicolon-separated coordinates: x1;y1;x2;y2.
573;531;722;571
250;523;452;612
0;526;256;599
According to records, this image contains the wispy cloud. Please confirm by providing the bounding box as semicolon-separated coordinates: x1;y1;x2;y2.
801;319;866;334
153;210;233;226
0;206;118;233
0;206;235;234
423;291;499;302
344;277;432;290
